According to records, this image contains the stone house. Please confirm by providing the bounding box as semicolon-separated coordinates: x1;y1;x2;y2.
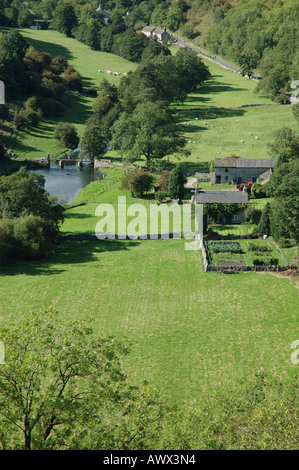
141;26;170;42
212;157;276;184
96;3;110;25
194;190;249;224
142;26;156;38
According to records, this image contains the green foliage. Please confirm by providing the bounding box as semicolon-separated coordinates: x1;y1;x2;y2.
245;206;262;225
120;169;154;198
209;240;243;254
248;243;270;254
265;159;299;243
0;168;64;226
257;202;271;236
167;164;186;201
80;124;108;160
0;308;130;449
252;257;278;266
207;0;299;100
53;1;78;37
268;127;299;163
53;122;79;149
63;65;83;92
111;101;186;165
0;215;58;263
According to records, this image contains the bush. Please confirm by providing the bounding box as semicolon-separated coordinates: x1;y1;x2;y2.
63;66;83;92
277;237;297;248
120;169;154;198
253;258;279;266
245;206;262;225
168;164;187;201
0;215;57;264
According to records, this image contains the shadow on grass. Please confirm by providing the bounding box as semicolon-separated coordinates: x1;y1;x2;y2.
64;212;94;219
178;106;245;125
0;239;140;276
20;33;75;62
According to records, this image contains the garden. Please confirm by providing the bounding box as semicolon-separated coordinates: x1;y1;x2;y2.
207;239;285;268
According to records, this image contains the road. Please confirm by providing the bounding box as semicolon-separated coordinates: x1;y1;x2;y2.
171;35;262;81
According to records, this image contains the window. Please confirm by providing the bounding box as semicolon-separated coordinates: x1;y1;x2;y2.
232;214;239;221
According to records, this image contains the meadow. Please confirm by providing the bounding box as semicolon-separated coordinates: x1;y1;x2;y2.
0;27;137;160
1;28;298;167
0;30;298;407
0;236;298;405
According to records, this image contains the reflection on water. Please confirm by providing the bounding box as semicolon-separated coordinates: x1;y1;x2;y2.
33;163;101;204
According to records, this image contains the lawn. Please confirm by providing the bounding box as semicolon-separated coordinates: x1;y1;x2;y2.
0;237;298;405
61;168;195;237
171;53;298;164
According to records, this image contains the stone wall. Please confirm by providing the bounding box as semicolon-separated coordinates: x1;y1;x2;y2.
214;167;272;184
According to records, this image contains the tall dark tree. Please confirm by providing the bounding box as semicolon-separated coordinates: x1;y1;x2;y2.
257;202;271;236
53;1;78;37
168;163;187;201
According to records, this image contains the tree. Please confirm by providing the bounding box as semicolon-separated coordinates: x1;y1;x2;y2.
173;47;211;93
168;164;187;201
120;169;154;198
53;2;78;37
53;122;79;149
0;168;64;226
0;308;127;449
80;124;108;161
268;127;299;164
0;307;168;450
111;101;186;165
266;160;299;244
257;202;271;236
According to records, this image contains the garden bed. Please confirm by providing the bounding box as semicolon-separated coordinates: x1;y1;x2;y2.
205;239;289;271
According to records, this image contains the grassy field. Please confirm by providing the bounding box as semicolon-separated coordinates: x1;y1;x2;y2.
60;168;195;236
1;28;297;168
0;30;298;408
0;27;137;160
0;236;298;405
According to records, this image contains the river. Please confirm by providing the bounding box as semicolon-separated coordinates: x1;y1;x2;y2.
33;163;101;204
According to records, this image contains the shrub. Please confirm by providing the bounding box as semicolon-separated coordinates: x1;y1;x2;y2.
120;170;154;198
245;206;262;225
50;55;68;74
38;98;65;117
0;215;57;264
253;258;279;266
277;237;297;248
63;66;83;92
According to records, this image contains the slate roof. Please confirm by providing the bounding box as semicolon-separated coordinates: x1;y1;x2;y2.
214;158;276;168
142;26;156;33
194;190;249;204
